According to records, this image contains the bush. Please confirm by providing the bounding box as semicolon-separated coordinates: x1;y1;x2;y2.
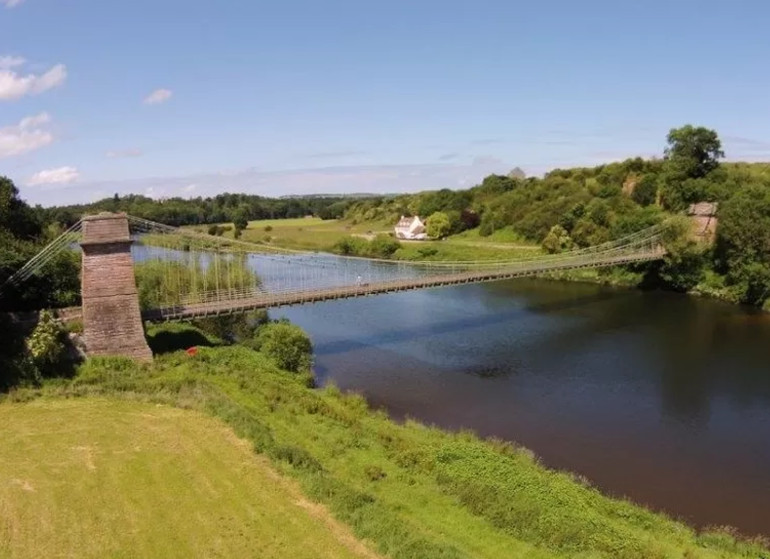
478;216;495;237
192;311;268;344
264;225;273;232
333;236;368;256
332;235;400;259
631;175;658;206
255;321;313;373
417;246;439;258
426;211;451;239
25;310;73;379
542;225;573;254
368;234;401;258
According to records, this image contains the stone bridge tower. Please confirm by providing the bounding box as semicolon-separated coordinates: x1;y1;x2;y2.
80;213;152;361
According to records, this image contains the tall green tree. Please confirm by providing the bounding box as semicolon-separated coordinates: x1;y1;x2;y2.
232;207;249;239
663;125;724;179
426;211;451;239
0;176;41;240
660;126;724;210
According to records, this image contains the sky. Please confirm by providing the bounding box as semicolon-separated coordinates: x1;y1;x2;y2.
2;0;770;206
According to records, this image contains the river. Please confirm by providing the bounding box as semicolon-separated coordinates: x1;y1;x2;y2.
275;279;770;536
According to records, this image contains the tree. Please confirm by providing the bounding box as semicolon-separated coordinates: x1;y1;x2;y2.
233;208;249;239
26;310;71;378
714;183;770;304
542;225;573;254
664;125;724;180
256;321;313;373
658;216;707;292
426;211;451;239
631;175;658;207
0;176;41;240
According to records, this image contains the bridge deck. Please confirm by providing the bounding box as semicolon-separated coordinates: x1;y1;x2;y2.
143;249;664;321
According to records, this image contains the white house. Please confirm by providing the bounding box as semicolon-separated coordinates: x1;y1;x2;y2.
394;215;427;240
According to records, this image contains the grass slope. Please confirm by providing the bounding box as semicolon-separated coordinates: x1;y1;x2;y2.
0;398;378;559
4;343;765;559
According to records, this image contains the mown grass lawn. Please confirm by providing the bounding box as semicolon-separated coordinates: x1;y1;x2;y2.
0;398;378;559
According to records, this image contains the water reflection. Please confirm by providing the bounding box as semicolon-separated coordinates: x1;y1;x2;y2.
277;279;770;536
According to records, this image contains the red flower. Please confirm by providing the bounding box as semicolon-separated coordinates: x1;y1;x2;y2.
186;347;198;356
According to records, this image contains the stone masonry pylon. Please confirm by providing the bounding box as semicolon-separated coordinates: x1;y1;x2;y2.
80;213;152;361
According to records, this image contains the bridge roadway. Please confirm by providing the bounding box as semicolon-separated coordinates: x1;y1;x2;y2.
142;248;666;321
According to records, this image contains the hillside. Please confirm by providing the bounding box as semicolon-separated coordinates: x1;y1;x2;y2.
337;131;770;308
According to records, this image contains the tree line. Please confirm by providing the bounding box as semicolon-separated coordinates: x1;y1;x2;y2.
343;126;770;308
39;192;356;228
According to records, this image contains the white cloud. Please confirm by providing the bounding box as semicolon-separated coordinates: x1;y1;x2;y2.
183;183;198;193
0;112;54;158
1;0;26;8
143;88;172;105
106;148;143;158
20;112;50;128
27;166;80;186
0;56;25;69
0;62;67;101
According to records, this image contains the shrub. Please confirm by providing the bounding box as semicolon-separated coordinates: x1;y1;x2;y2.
542;225;573;254
25;310;72;379
368;234;401;258
272;445;322;472
364;465;387;482
193;311;268;344
333;236;368;256
426;211;451;239
417;246;439;258
264;225;273;232
255;321;313;373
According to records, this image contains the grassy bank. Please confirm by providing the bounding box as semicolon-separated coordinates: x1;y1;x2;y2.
0;397;377;559
4;341;766;559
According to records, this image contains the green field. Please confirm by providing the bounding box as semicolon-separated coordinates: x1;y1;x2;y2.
0;398;378;559
3;341;765;559
190;217;544;261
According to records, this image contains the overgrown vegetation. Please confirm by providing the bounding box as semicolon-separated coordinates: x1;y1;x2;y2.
3;341;766;559
333;234;402;258
134;255;260;310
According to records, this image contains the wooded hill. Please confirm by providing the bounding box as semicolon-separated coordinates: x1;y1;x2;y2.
342;127;770;308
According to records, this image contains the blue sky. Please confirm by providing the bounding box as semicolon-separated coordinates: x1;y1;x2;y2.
2;0;770;205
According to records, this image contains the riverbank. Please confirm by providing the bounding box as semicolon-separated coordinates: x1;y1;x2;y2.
3;333;767;559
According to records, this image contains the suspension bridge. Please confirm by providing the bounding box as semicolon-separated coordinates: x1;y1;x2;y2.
1;212;669;361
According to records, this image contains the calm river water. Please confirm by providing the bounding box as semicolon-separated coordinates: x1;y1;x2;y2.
276;279;770;536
